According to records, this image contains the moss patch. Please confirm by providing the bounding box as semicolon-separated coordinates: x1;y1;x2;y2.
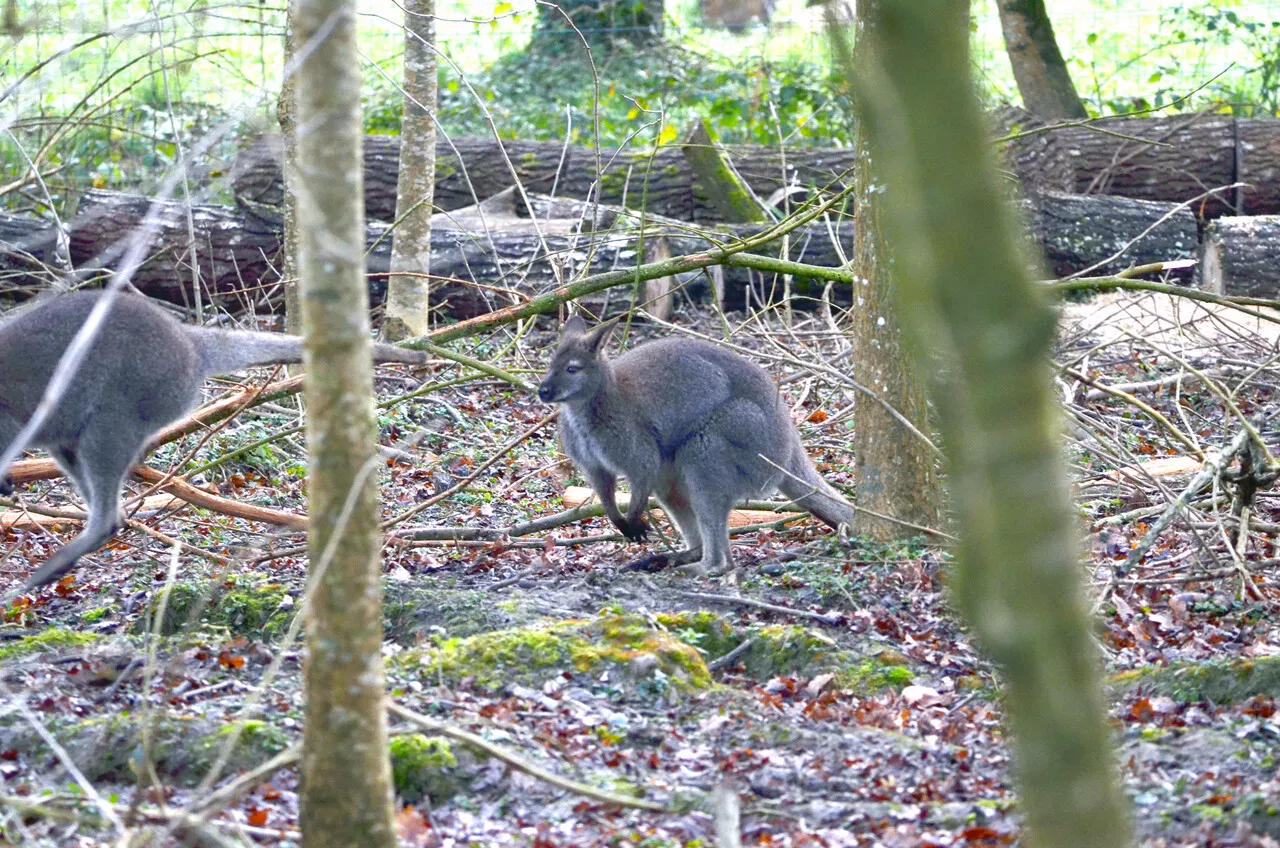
0;627;99;661
394;613;713;694
389;734;464;804
1109;656;1280;705
140;577;290;640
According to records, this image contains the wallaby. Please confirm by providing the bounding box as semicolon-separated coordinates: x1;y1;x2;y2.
0;291;430;590
537;316;854;576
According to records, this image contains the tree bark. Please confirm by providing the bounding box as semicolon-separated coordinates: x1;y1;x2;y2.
383;0;437;340
842;0;941;541
277;0;302;333
839;1;1133;846
293;0;396;843
996;0;1087;119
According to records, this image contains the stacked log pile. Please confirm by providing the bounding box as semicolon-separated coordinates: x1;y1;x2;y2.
2;108;1278;310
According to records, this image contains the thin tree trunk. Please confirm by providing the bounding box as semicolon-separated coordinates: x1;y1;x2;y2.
383;0;437;340
996;0;1087;119
278;0;302;333
293;0;397;844
845;0;941;541
834;1;1132;846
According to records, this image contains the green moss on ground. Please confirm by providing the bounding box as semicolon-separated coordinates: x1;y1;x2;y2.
140;577;290;639
1110;656;1280;704
0;627;98;660
394;613;713;693
389;734;464;804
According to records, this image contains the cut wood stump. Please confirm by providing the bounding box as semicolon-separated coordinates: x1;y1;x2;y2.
1201;215;1280;298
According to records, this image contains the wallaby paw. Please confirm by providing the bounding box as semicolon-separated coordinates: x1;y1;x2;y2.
617;519;650;543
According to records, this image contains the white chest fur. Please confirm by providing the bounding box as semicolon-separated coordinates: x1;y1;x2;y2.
560;407;622;476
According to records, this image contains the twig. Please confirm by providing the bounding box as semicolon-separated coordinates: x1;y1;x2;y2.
707;638;755;672
673;590;842;625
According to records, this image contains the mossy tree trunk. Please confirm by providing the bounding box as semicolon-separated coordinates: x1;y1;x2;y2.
846;0;942;541
293;0;397;844
996;0;1087;119
383;0;437;341
832;2;1132;846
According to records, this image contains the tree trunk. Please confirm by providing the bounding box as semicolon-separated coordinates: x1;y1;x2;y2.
838;1;1133;846
996;0;1086;119
293;0;396;843
278;0;302;333
383;0;437;341
843;0;941;541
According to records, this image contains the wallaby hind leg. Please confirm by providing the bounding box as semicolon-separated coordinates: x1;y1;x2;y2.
24;434;139;590
678;472;735;577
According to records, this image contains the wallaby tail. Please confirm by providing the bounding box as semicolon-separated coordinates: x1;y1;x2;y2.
194;330;429;376
777;448;855;531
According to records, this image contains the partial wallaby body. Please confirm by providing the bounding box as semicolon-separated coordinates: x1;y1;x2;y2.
538;316;854;576
0;291;429;589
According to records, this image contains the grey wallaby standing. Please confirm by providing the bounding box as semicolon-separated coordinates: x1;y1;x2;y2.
0;291;430;590
538;316;854;576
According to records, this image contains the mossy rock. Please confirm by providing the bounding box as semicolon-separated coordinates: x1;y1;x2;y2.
389;734;468;804
0;627;99;661
139;577;291;640
1109;656;1280;704
0;713;290;786
394;613;712;695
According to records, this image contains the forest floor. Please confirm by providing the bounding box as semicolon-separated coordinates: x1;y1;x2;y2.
0;291;1279;846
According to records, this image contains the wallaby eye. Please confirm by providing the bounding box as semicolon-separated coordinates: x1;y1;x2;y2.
565;364;581;374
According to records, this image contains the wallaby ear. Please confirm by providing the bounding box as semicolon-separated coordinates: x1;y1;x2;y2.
562;314;589;338
583;318;619;355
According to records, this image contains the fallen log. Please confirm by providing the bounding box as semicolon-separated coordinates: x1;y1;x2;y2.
2;189;1216;314
232;133;860;224
997;108;1280;217
1200;215;1280;298
1026;191;1199;283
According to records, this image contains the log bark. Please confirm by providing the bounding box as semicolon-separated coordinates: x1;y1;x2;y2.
997;108;1280;217
234;133;862;224
5;188;1222;314
1201;215;1280;298
235;117;1280;227
1025;191;1199;282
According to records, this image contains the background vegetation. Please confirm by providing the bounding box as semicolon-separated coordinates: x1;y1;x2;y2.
3;0;1277;213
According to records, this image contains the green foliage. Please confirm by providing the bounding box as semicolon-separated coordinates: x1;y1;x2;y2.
1156;4;1280;115
365;44;849;147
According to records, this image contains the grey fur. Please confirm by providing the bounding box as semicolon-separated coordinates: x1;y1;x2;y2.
0;291;429;589
537;316;854;576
